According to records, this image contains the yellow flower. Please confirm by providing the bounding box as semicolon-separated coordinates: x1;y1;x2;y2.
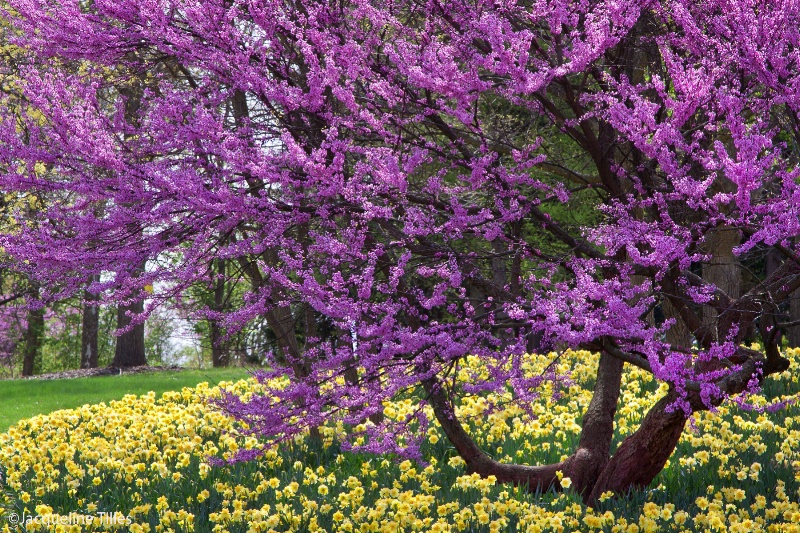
583;515;603;528
560;477;572;489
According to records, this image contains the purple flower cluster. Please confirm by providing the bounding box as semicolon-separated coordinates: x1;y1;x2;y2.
0;0;798;459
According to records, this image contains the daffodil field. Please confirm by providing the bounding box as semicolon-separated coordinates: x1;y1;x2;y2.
2;349;800;533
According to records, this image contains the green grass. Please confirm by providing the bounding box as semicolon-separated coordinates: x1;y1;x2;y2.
0;367;253;432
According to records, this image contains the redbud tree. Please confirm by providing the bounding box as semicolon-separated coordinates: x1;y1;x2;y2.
1;0;799;501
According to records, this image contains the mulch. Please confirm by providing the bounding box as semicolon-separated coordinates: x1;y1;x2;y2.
19;365;185;380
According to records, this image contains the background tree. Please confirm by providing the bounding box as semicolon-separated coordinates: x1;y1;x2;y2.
80;274;100;369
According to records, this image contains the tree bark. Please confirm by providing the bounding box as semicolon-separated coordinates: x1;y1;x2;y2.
562;353;624;499
210;257;229;367
662;298;692;349
758;248;783;345
788;289;800;348
112;299;147;367
81;274;100;369
21;283;44;377
588;391;686;500
210;323;227;367
424;376;565;489
702;227;741;339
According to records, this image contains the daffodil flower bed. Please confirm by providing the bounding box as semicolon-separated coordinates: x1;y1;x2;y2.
2;349;800;533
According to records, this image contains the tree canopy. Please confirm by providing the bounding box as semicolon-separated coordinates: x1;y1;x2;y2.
1;0;799;502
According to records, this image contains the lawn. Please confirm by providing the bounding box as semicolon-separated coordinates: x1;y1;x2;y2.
0;367;252;432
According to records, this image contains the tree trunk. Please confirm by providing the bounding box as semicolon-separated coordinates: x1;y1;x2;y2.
562;353;624;498
112;299;146;367
81;275;100;369
424;376;565;488
425;353;624;499
111;73;147;369
210;258;229;367
21;284;44;377
788;289;800;348
210;323;227;367
663;298;692;349
429;362;688;504
431;339;785;504
761;248;783;346
702;227;741;339
588;391;687;500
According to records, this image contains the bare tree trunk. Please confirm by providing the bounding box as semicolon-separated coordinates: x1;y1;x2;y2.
81;274;100;369
702;227;741;339
430;336;785;504
210;257;229;367
112;299;147;368
763;248;783;346
663;298;692;348
210;325;227;367
788;288;800;348
784;240;800;348
588;391;686;500
21;283;44;377
765;247;783;280
424;376;564;488
561;353;624;499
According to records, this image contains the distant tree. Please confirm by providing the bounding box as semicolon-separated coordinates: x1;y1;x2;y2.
788;294;800;348
209;257;232;367
20;282;43;376
0;272;26;377
80;275;100;369
111;300;146;368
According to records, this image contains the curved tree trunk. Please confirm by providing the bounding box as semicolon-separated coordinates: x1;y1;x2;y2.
425;353;624;499
588;391;686;500
431;343;781;504
429;370;688;504
424;376;565;488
